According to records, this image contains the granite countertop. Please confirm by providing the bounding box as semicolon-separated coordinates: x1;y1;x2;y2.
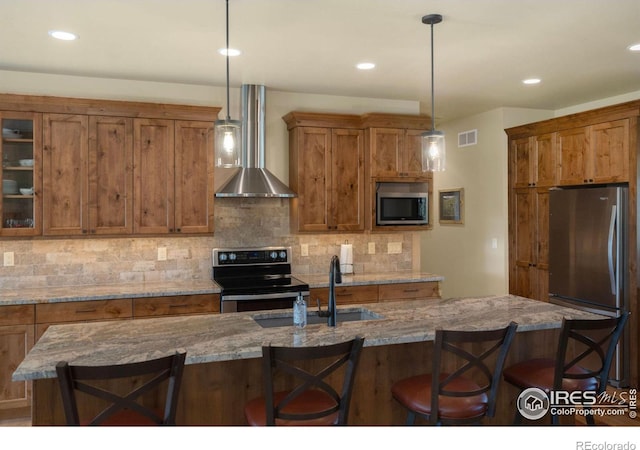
13;294;604;382
0;271;443;306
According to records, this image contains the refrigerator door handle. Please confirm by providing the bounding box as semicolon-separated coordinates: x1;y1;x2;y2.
607;205;617;295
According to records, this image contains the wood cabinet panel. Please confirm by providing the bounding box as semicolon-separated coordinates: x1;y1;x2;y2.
289;126;364;232
331;128;365;231
378;281;440;301
42;113;89;235
88;116;133;235
0;324;34;419
534;133;557;187
369;128;428;178
174;121;214;234
133;294;219;317
310;285;379;308
133;118;175;234
35;299;132;324
590;119;629;183
0;305;34;327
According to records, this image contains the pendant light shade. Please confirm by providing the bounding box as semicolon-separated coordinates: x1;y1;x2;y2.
215;0;241;168
421;13;445;172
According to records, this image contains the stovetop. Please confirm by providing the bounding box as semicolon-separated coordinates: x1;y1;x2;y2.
212;246;309;295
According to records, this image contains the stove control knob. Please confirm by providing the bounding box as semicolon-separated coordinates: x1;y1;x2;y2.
219;253;228;262
229;253;237;261
279;251;287;260
270;251;278;260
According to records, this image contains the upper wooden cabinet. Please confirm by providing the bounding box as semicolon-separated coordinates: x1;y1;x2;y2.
43;113;89;235
511;133;557;188
288;125;365;232
506;101;639;304
368;128;427;178
0;111;42;237
0;94;219;237
557;120;629;185
284;111;429;233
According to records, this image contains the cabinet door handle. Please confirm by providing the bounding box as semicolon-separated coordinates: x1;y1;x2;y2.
75;308;97;313
169;304;190;308
403;289;419;293
339;293;353;297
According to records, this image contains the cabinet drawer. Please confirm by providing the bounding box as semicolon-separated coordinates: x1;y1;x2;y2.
36;299;132;324
133;295;218;317
0;305;35;326
378;282;440;301
310;285;378;307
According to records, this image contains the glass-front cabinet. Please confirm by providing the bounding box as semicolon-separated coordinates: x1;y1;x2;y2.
1;112;41;236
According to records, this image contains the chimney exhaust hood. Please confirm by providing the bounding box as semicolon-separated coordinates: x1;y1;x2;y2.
215;85;296;198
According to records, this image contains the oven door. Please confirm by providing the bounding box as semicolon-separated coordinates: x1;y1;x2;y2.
221;291;309;313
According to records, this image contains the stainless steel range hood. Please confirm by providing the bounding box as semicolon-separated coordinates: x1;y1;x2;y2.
215;85;296;198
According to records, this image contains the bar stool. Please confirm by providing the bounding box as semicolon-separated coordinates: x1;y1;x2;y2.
391;322;518;425
503;313;629;425
244;336;364;426
56;351;186;425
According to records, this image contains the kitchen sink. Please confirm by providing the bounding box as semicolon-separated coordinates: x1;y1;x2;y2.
252;307;383;328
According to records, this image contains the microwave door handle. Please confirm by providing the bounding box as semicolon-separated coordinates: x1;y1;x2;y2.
607;205;616;295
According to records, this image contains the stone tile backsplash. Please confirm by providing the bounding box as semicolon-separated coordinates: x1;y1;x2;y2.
0;198;418;289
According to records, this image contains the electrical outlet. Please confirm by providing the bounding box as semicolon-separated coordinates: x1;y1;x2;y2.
368;242;376;254
491;238;498;249
157;247;167;261
3;252;14;266
300;244;309;257
387;242;402;254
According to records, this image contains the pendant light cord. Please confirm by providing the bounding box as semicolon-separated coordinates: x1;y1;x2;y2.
225;0;231;122
430;21;435;133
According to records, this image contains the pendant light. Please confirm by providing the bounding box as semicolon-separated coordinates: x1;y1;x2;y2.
215;0;241;168
421;14;445;172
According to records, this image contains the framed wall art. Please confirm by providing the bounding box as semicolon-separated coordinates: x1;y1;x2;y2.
439;188;464;224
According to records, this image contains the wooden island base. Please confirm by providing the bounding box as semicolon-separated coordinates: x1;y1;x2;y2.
32;328;559;426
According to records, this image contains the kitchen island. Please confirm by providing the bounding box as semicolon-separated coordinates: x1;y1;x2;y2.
14;295;603;425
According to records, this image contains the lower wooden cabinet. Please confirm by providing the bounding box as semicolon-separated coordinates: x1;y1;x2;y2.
378;281;440;302
0;305;35;420
133;294;219;317
310;281;441;309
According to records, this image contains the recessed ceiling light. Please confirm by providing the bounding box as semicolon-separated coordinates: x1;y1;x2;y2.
356;62;376;70
522;78;541;85
628;43;640;52
218;48;241;56
48;30;78;41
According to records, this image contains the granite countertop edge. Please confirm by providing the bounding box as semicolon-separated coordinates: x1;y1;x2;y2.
0;272;444;306
13;294;605;381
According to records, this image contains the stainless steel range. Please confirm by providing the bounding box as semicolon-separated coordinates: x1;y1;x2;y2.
212;246;310;313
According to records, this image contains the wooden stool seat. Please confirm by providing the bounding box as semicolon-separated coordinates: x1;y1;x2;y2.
391;373;488;421
245;389;339;426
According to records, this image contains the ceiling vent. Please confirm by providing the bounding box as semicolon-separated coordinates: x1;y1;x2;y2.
457;129;477;148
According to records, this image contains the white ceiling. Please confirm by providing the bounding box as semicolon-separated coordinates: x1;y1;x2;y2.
1;0;639;121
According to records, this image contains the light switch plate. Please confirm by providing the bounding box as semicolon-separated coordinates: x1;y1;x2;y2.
157;247;167;261
300;244;309;257
388;242;402;254
3;252;14;266
368;242;376;254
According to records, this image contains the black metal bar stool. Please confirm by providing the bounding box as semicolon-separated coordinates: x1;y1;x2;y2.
391;322;518;425
244;336;364;426
503;313;629;425
56;351;187;425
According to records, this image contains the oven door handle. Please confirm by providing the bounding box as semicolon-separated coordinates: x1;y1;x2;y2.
222;290;310;301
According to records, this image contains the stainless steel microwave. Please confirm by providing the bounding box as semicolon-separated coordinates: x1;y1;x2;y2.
376;182;429;226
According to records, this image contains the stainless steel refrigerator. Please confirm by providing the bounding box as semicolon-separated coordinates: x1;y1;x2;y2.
548;185;629;387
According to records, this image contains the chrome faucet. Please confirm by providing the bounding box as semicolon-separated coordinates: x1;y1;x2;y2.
327;254;342;326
